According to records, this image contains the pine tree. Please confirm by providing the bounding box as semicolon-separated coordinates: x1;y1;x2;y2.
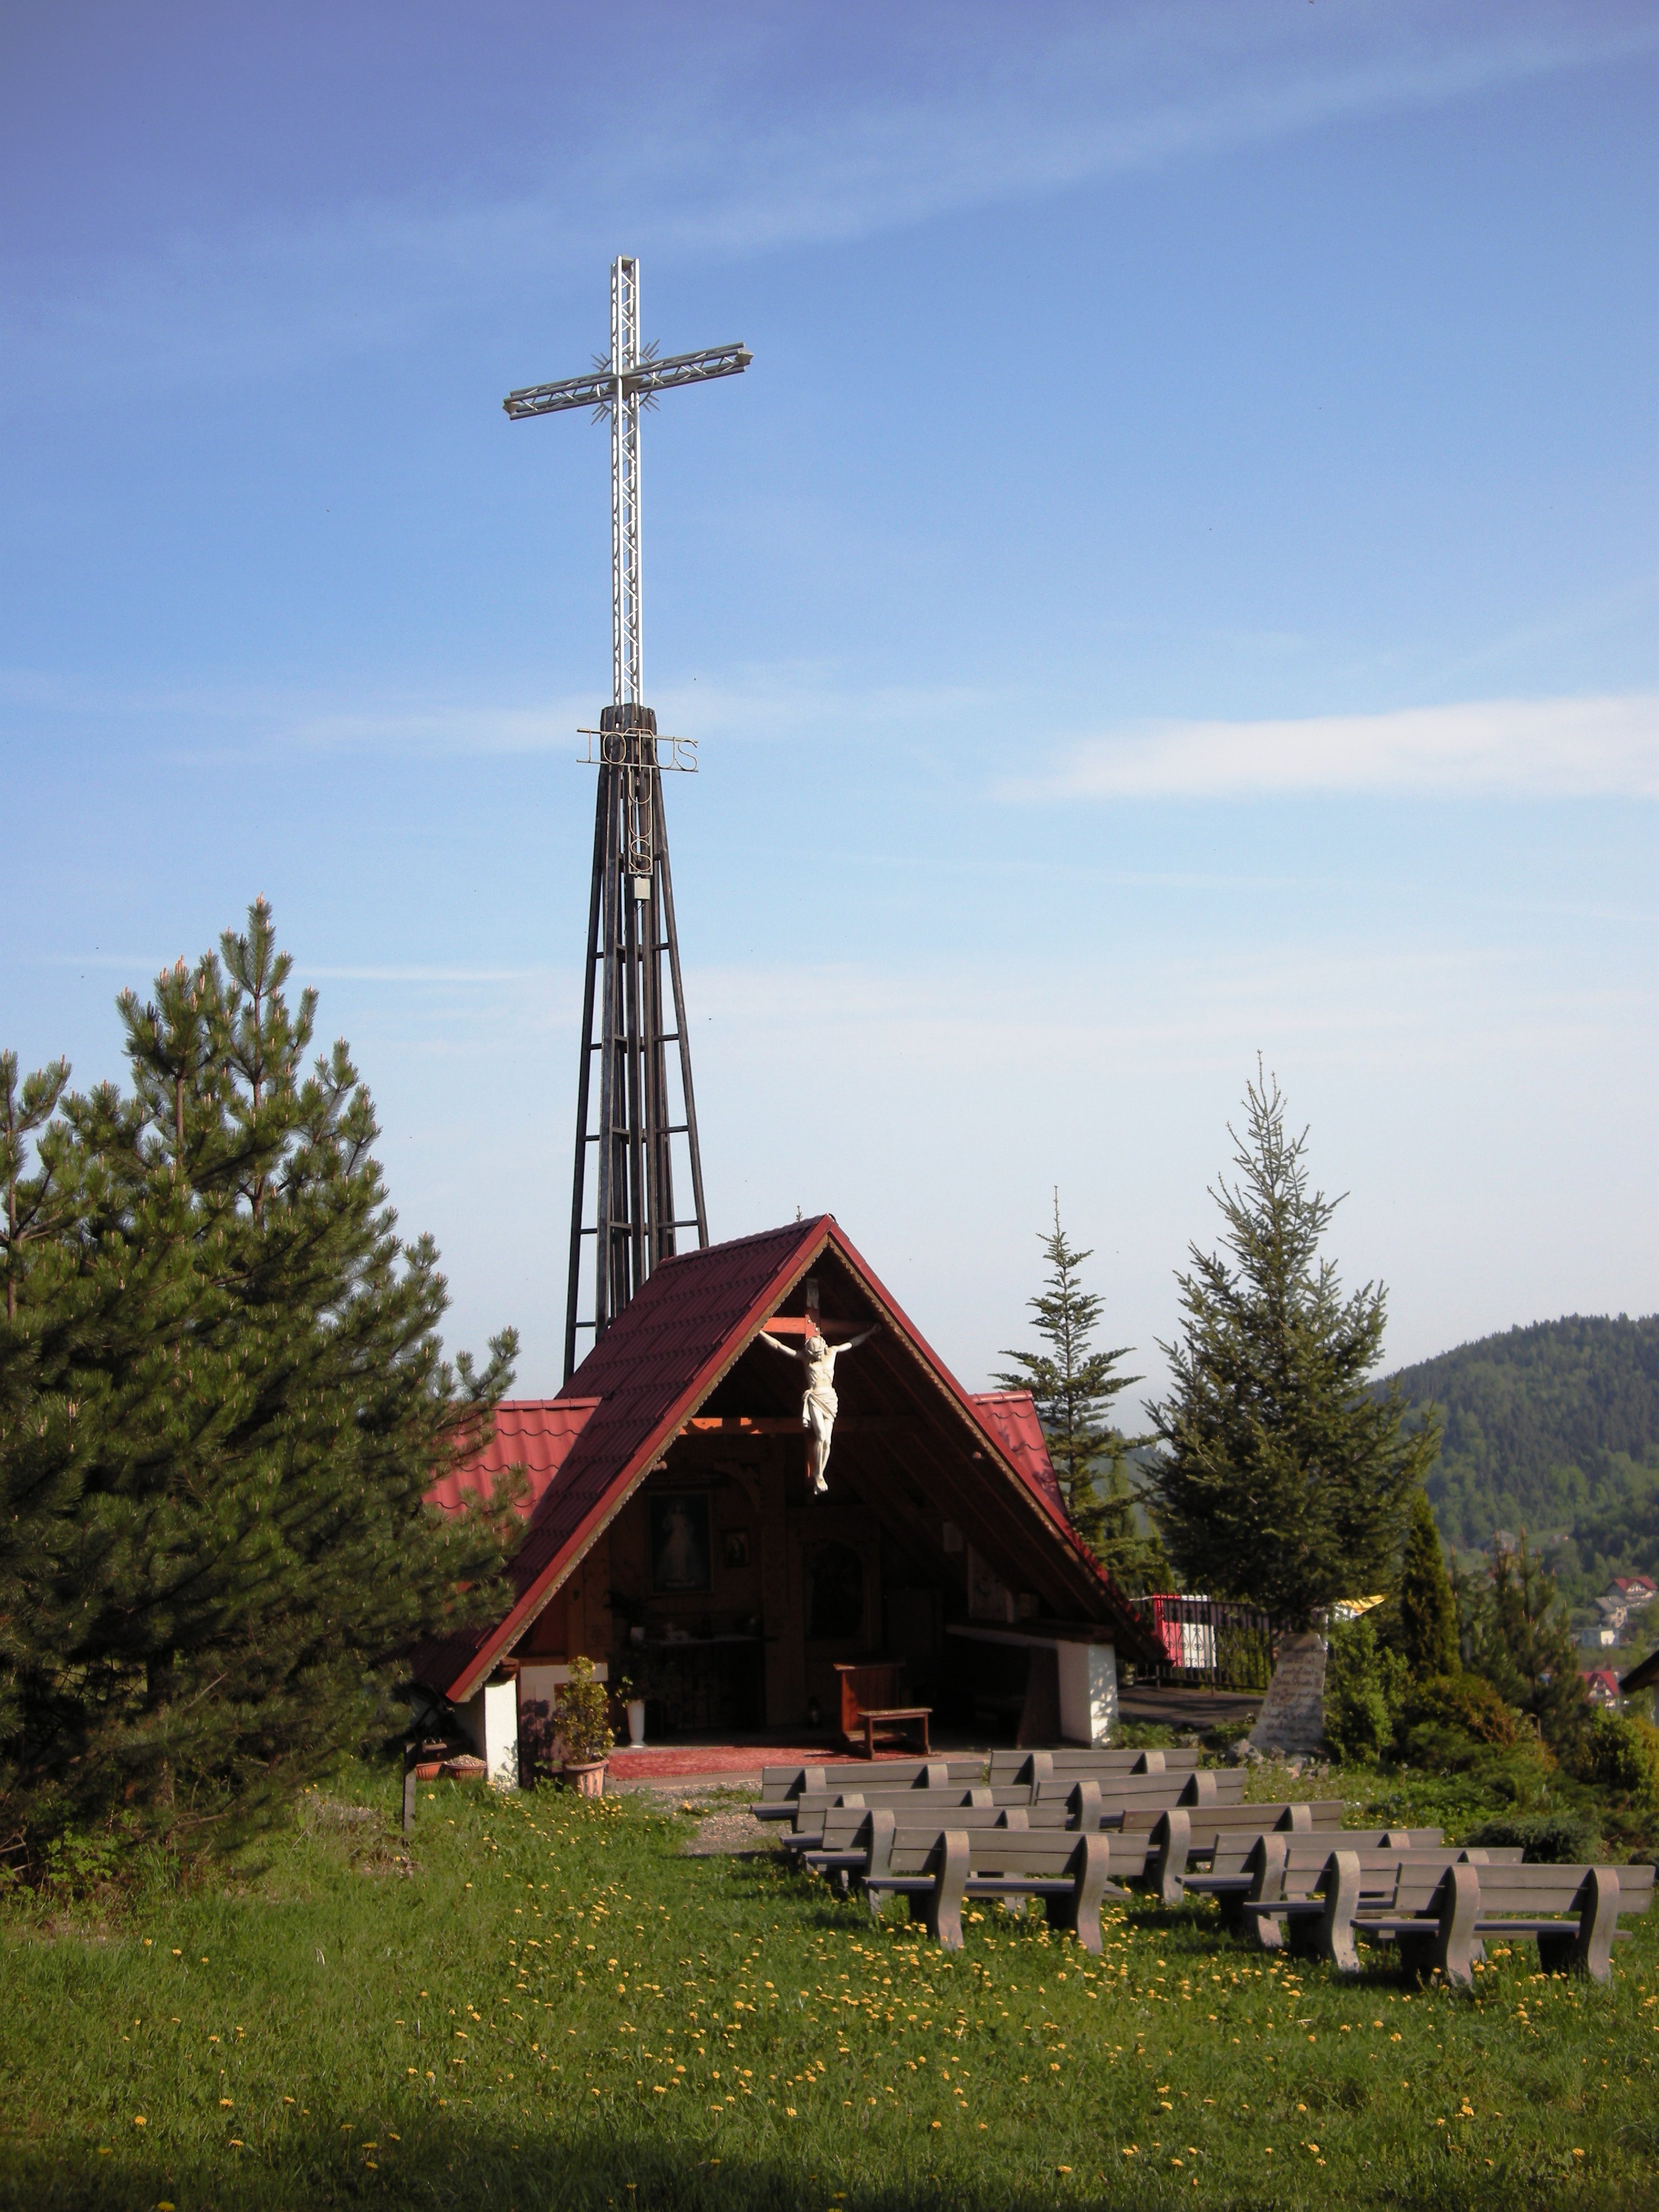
1143;1068;1436;1629
0;1051;74;1323
0;902;523;1860
995;1195;1162;1588
1393;1486;1458;1678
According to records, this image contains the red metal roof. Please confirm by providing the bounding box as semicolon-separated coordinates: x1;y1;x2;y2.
419;1215;1155;1700
510;1220;817;1595
971;1390;1070;1532
426;1397;599;1520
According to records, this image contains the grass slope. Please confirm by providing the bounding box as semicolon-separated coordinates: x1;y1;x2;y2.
3;1771;1655;2212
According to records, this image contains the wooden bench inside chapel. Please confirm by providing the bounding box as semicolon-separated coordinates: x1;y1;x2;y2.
833;1661;932;1759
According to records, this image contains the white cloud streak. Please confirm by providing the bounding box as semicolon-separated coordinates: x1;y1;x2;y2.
1010;694;1659;801
5;2;1651;403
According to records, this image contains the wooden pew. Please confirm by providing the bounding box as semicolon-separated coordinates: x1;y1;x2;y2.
862;1821;1130;1951
1184;1827;1443;1925
1133;1799;1345;1906
1233;1835;1521;1950
783;1767;1236;1853
778;1782;1027;1843
779;1786;1016;1856
1246;1853;1655;1984
750;1757;987;1820
803;1787;1116;1875
1078;1767;1245;1813
988;1747;1202;1785
803;1785;1312;1887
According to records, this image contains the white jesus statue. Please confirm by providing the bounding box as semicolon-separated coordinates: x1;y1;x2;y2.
759;1322;879;1494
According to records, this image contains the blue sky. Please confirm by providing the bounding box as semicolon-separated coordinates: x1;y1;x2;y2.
3;1;1655;1402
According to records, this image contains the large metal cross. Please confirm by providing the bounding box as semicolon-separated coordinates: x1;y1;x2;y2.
503;259;750;1375
504;255;750;713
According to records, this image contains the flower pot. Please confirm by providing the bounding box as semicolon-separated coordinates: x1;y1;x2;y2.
563;1758;608;1798
625;1698;647;1749
442;1754;487;1781
414;1760;444;1781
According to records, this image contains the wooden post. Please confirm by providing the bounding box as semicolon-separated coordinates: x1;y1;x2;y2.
401;1740;418;1838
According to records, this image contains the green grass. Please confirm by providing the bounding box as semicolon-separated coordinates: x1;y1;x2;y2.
3;1770;1655;2211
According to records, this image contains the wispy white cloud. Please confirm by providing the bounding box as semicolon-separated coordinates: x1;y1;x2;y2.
1009;693;1659;801
14;647;1658;805
0;653;998;760
302;963;541;984
0;665;593;760
6;2;1651;402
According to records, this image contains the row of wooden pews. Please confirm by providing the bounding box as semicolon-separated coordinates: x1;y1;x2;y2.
748;1750;1653;1983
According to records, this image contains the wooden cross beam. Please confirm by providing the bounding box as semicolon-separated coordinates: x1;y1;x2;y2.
759;1317;867;1338
676;1413;919;1437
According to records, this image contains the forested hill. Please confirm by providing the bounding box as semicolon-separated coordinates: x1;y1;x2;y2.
1383;1314;1659;1586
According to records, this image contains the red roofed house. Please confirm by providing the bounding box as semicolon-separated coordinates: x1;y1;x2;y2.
1581;1668;1624;1710
415;1215;1156;1782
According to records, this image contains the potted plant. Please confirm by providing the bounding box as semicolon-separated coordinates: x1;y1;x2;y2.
612;1671;648;1750
553;1656;614;1796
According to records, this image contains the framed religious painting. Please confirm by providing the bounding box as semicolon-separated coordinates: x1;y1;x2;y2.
650;1494;712;1593
722;1529;750;1571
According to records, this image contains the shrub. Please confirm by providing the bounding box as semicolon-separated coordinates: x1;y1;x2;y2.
1398;1672;1519;1749
1580;1710;1659;1808
1464;1812;1603;1864
1324;1617;1410;1765
552;1656;614;1767
1112;1723;1179;1751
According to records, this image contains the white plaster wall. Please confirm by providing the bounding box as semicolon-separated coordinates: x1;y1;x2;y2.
456;1677;521;1787
518;1661;608;1706
1057;1641;1118;1746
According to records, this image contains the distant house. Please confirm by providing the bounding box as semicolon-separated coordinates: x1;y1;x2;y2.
1581;1668;1623;1709
1610;1574;1657;1609
1597;1598;1630;1631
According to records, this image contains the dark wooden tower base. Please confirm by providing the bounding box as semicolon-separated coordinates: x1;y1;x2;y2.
564;702;707;1377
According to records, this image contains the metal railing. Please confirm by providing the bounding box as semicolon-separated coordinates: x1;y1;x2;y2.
1134;1594;1275;1690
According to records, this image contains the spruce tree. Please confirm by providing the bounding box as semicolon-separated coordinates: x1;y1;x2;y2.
0;902;522;1859
995;1196;1162;1588
1394;1486;1458;1678
1470;1535;1593;1766
1143;1069;1436;1629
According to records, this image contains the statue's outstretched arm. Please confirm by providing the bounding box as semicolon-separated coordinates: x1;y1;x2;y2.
825;1326;880;1369
755;1330;800;1359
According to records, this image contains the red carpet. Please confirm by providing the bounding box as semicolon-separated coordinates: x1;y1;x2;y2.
605;1743;925;1780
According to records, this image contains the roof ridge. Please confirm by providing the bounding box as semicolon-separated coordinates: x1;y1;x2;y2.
653;1215;832;1269
497;1395;602;1411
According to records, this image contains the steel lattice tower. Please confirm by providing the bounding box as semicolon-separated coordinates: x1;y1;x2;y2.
504;258;749;1376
